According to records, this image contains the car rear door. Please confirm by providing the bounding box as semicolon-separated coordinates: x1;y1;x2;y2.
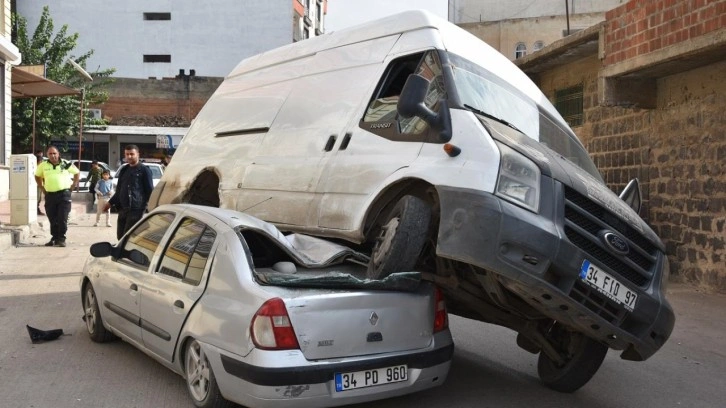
139;216;218;362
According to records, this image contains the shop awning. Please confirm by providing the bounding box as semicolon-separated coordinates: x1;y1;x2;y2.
11;67;80;98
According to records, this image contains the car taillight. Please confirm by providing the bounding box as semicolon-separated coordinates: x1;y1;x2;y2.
433;287;448;333
250;298;300;350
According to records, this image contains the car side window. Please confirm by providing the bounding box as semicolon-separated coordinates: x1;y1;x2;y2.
122;212;175;268
361;50;446;140
157;217;217;286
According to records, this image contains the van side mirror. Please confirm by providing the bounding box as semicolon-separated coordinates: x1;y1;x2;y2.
397;74;452;142
619;178;642;214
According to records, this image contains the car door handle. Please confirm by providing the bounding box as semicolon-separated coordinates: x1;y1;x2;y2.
174;300;185;309
323;135;337;152
130;283;138;291
339;133;352;151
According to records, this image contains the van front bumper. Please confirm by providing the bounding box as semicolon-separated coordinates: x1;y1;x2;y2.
435;181;675;361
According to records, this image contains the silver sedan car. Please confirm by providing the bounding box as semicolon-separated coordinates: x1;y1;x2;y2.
80;204;453;408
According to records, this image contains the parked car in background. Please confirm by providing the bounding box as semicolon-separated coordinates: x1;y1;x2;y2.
112;162;164;189
80;204;453;408
72;160;114;191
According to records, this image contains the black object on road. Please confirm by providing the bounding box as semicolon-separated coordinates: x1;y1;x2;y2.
26;325;64;344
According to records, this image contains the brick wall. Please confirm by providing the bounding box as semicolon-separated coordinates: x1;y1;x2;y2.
604;0;725;65
95;76;223;127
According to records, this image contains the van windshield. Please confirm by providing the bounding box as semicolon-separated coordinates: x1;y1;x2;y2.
448;53;602;181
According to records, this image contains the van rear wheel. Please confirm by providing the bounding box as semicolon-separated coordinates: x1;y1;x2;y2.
367;195;431;280
537;324;608;393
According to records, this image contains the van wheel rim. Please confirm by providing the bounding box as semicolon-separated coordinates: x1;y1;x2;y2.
186;340;211;402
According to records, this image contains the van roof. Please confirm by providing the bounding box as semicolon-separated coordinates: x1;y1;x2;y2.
227;9;569;130
228;10;443;78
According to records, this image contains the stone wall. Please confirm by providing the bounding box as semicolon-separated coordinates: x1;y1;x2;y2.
535;54;726;291
648;62;726;290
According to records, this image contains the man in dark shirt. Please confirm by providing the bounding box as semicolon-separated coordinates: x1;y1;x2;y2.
103;145;154;239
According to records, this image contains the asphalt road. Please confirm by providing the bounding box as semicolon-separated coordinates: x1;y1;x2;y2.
1;211;724;408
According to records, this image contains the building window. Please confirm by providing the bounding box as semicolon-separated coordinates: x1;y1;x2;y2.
515;42;527;59
144;12;171;21
144;54;171;63
533;41;544;52
554;85;584;127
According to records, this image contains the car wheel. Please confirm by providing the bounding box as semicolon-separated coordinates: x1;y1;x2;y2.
537;325;608;393
83;283;116;343
367;195;431;280
184;339;231;408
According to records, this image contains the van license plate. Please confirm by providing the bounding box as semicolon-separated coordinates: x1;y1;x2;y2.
580;260;637;311
334;365;407;392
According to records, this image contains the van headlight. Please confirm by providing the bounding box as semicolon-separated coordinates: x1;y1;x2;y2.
495;142;541;213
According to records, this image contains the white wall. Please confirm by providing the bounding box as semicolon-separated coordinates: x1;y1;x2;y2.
17;0;294;79
449;0;625;23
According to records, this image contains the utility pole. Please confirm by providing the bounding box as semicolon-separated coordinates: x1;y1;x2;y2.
565;0;571;35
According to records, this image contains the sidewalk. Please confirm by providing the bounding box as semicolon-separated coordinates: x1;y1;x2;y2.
0;195;115;250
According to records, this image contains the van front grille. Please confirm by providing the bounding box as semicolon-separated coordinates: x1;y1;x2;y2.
563;187;656;288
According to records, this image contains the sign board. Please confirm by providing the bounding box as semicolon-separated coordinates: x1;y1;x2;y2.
12;158;26;173
156;134;183;149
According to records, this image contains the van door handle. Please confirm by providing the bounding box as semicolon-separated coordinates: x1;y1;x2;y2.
339;133;352;151
173;300;184;309
323;135;337;152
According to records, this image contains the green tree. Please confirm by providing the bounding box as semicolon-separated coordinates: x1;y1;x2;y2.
11;5;115;154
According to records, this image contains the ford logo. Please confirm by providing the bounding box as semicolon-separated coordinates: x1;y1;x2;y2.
603;231;629;255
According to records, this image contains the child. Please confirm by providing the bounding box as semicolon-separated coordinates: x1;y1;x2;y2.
94;170;114;227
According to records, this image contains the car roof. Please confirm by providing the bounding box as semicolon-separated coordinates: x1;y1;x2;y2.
155;204;281;235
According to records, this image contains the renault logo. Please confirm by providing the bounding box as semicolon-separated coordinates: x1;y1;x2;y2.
603;231;629;255
369;312;379;326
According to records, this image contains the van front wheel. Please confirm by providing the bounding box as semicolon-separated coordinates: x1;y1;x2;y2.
537;325;608;393
367;195;431;280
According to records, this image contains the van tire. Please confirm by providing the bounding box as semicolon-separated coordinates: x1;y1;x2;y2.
367;195;431;280
537;326;608;393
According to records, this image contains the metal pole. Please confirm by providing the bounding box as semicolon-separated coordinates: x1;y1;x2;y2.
32;97;37;152
77;89;84;191
566;0;571;36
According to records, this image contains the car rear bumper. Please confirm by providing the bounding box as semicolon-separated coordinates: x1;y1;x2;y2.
203;332;453;407
435;183;675;361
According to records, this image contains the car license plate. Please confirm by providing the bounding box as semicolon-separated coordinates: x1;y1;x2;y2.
580;260;637;311
334;365;408;392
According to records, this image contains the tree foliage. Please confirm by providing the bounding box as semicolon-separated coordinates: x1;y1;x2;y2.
11;5;116;153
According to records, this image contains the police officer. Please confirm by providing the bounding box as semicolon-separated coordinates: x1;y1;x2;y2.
34;146;80;247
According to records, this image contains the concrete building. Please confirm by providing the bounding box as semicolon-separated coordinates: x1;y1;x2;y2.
515;0;726;291
15;0;327;169
451;0;625;60
16;0;328;79
0;0;21;201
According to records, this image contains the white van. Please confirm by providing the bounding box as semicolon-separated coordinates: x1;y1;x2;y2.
151;11;674;392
